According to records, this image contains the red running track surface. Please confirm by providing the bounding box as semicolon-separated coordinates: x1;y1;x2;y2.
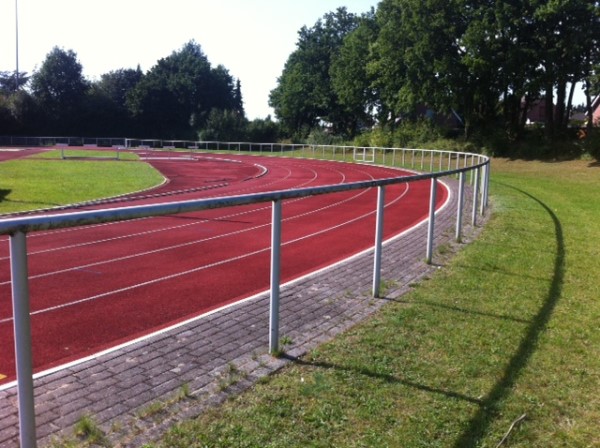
0;150;448;384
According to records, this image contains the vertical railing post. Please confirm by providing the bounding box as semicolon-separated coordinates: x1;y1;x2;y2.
372;186;385;297
483;161;490;210
10;231;37;448
456;171;465;242
472;167;481;226
269;200;282;354
480;164;487;216
426;177;437;264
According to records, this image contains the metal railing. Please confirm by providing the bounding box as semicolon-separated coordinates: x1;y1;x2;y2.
0;141;490;448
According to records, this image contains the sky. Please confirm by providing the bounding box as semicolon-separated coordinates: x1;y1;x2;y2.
0;0;378;120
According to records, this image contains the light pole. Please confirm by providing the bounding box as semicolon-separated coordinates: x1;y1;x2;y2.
15;0;19;91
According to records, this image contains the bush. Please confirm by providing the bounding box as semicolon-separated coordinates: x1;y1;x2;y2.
306;127;345;146
392;119;443;147
353;120;446;149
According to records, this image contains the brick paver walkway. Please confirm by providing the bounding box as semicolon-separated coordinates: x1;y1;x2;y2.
0;177;485;447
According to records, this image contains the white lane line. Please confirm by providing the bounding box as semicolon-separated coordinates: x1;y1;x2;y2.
0;160;391;284
0;183;411;323
0;179;448;392
0;162;328;260
0;181;380;285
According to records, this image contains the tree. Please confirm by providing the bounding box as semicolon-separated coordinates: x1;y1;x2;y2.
85;67;143;136
96;67;143;107
373;0;502;138
531;0;600;137
198;108;246;141
269;7;360;138
367;0;413;126
245;116;280;143
330;9;379;136
0;71;29;93
369;0;600;144
127;41;242;138
30;47;89;134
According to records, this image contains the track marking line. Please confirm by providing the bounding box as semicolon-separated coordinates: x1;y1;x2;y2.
0;183;410;322
0;180;381;285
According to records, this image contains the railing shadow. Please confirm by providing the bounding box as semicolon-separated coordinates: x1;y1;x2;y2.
0;189;11;202
282;354;484;406
453;184;565;447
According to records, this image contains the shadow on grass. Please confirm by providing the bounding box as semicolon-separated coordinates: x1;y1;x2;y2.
0;189;11;202
453;184;565;447
282;354;484;406
401;298;532;325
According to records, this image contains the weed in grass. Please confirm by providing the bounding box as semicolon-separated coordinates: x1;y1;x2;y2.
280;335;293;347
272;336;294;358
176;383;192;401
217;363;249;391
378;278;399;297
136;401;167;420
110;421;123;434
436;242;452;255
46;438;79;448
73;414;109;446
299;372;331;398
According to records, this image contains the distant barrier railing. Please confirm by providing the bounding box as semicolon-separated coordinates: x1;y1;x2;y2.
0;139;489;448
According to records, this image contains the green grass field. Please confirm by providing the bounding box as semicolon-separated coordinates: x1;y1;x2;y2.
0;150;164;214
140;158;598;448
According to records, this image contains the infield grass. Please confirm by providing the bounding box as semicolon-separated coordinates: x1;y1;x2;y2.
0;151;164;214
145;158;599;447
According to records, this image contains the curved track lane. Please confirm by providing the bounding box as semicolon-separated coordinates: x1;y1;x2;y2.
0;152;447;384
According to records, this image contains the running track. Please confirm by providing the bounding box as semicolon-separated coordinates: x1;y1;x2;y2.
0;149;447;384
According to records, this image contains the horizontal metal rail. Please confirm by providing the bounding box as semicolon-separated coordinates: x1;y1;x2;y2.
1;143;489;448
0;163;483;236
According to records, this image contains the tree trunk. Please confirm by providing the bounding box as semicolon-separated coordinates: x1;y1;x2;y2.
585;81;593;134
545;85;554;139
555;79;566;134
565;81;576;129
520;96;531;134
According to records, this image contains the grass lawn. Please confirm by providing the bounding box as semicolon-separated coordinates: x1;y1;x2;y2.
137;157;598;448
0;150;164;214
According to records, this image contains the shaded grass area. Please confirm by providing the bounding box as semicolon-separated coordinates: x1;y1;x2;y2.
0;152;164;214
138;158;598;447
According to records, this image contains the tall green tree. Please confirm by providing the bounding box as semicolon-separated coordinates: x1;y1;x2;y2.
370;0;600;142
85;67;143;136
0;71;29;93
531;0;600;137
367;0;414;126
127;41;241;139
330;9;379;135
269;7;360;138
373;0;499;138
30;47;89;134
